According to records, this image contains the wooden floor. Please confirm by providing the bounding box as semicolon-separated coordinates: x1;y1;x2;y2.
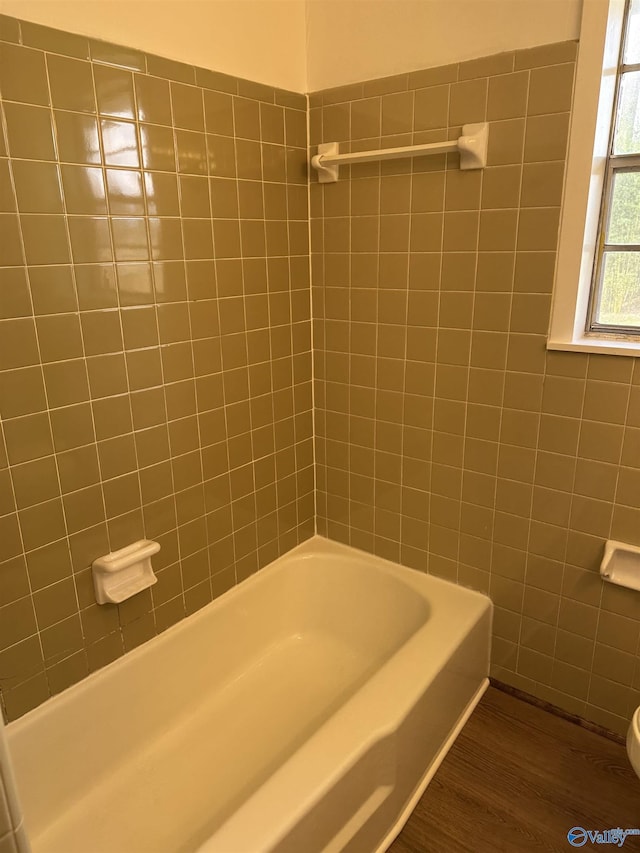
388;687;640;853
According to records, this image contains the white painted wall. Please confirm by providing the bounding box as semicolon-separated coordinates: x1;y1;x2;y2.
0;0;584;94
0;0;308;92
306;0;583;91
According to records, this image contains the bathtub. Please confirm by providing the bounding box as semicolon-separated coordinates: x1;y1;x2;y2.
5;536;492;853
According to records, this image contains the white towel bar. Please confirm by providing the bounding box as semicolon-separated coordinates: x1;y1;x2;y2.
311;122;489;183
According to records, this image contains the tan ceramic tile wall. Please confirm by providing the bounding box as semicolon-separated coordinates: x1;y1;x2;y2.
310;41;640;736
0;16;313;721
3;17;638;740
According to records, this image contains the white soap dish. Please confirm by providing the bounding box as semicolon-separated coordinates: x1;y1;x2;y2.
600;539;640;593
92;539;160;605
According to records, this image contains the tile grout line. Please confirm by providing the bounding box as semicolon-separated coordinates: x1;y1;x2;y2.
305;90;318;537
167;77;211;609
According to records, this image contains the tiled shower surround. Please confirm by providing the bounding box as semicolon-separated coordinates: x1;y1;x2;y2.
0;16;313;720
310;42;640;737
1;18;640;739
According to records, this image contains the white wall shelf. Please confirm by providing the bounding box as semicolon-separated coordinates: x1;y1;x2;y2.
600;539;640;593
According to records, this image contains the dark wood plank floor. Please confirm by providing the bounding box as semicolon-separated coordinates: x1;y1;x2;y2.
388;686;640;853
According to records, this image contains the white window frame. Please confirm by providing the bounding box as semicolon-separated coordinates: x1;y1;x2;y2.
548;0;638;356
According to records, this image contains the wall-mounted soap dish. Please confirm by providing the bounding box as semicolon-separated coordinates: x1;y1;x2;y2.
92;539;160;604
600;539;640;593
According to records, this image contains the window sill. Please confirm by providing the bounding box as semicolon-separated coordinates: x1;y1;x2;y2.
547;335;640;357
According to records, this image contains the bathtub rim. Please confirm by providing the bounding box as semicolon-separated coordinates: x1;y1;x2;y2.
194;541;492;852
7;534;490;736
199;604;491;853
6;535;492;853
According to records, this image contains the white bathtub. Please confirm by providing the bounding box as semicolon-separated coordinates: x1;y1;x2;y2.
6;536;492;853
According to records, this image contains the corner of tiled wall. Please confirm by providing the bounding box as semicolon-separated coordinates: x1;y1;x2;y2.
0;13;314;722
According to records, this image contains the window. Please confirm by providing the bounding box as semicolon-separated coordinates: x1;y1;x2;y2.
589;0;640;334
548;0;640;355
